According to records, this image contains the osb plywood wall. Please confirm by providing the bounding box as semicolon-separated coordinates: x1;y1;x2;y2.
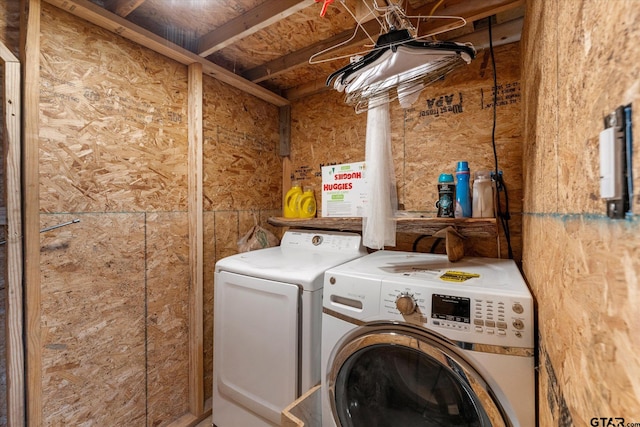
521;0;640;425
36;4;281;425
39;4;188;425
290;42;523;260
202;74;281;403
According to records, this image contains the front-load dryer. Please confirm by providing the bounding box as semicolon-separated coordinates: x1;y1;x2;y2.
213;229;366;427
321;250;535;427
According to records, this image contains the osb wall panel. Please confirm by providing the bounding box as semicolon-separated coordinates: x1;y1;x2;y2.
40;213;146;425
290;43;522;260
0;0;19;56
523;216;640;424
202;74;282;401
39;5;192;425
39;6;189;214
556;1;640;215
521;0;559;215
146;212;190;427
202;75;280;212
522;0;640;425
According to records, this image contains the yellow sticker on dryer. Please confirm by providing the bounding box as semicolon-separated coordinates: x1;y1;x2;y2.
440;270;480;282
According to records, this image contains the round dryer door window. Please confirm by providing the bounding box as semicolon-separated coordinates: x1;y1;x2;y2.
326;323;509;427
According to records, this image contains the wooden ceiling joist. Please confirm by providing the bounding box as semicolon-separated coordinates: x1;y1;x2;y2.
242;19;382;84
44;0;289;107
244;0;523;86
197;0;315;58
103;0;147;18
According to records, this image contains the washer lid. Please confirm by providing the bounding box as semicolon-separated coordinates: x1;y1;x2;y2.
326;250;530;295
215;230;366;290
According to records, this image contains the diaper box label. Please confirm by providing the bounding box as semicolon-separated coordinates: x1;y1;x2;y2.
321;162;367;217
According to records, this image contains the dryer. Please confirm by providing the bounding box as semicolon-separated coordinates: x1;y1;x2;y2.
321;250;535;427
213;229;366;427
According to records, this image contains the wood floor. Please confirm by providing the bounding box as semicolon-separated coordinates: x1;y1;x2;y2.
195;415;212;427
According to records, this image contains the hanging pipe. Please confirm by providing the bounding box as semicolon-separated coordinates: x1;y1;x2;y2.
0;218;80;245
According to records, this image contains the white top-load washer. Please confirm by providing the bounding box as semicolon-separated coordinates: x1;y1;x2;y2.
321;250;535;427
213;229;366;427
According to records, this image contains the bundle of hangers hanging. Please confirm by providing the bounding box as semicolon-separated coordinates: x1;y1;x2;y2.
311;0;477;113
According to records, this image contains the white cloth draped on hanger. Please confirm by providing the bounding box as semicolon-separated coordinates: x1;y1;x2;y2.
363;92;397;249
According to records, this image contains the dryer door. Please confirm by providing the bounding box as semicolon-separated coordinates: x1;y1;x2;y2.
326;322;511;427
214;271;301;425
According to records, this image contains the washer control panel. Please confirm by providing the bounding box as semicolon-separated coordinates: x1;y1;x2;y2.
380;282;533;347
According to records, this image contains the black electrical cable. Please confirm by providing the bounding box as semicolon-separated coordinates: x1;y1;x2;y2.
412;235;444;253
412;234;430;252
488;18;514;259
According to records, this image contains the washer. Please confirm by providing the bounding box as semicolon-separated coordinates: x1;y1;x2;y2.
213;229;366;427
321;250;535;427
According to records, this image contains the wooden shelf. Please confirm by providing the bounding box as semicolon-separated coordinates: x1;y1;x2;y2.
267;216;498;238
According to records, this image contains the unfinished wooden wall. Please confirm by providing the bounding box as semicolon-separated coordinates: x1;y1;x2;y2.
39;4;188;425
201;74;281;403
30;4;282;425
290;42;523;260
1;1;19;424
521;0;640;425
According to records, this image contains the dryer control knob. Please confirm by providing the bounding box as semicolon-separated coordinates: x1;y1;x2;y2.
395;293;417;315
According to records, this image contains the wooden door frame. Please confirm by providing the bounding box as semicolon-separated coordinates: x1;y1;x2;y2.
1;39;25;427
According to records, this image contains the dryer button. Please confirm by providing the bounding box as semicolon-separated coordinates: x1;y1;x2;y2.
497;329;507;336
475;326;483;333
513;319;525;330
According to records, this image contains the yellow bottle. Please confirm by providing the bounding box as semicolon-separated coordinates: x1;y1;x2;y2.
284;184;303;218
297;189;317;219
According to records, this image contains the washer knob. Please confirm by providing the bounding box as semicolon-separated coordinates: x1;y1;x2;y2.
395;293;417;315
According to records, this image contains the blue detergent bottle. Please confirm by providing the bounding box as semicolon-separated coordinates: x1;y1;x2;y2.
455;161;472;218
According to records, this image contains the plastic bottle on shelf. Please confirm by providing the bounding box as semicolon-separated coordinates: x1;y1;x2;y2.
436;174;456;218
455;161;472;218
297;189;317;218
472;170;495;218
284;184;303;218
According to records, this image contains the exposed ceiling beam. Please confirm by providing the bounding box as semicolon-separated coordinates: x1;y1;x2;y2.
406;0;524;36
103;0;147;18
284;79;330;102
197;0;315;58
243;0;523;84
242;19;382;83
44;0;289;107
285;14;525;101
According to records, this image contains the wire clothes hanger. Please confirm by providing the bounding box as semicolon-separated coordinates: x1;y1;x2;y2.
308;0;469;64
310;0;476;113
